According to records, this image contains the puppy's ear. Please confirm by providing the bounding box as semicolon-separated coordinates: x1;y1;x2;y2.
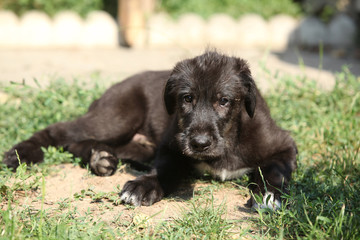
164;77;176;115
244;76;257;118
235;58;257;118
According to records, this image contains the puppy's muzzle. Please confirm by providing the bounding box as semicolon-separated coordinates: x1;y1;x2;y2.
189;133;212;152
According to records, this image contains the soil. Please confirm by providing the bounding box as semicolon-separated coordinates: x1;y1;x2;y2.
17;163;254;228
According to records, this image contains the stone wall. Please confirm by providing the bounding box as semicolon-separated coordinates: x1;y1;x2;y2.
0;10;357;50
145;12;357;50
0;10;118;48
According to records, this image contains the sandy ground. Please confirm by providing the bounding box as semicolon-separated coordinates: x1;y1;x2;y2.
16;164;253;230
0;47;359;90
1;47;359;230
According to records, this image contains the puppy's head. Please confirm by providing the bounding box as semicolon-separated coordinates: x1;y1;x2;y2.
164;51;257;160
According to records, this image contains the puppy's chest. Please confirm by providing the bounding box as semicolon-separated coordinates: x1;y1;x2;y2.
194;162;251;181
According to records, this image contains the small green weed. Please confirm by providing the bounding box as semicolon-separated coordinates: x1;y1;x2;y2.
166;194;231;239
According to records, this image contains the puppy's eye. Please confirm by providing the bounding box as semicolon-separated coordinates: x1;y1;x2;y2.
183;95;193;103
219;97;229;106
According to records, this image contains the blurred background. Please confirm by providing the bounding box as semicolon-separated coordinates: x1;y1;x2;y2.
0;0;359;88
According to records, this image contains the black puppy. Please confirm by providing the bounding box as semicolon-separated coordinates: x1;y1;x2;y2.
3;51;297;209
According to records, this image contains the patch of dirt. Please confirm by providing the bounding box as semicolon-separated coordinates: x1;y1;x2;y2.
1;48;359;92
17;163;254;227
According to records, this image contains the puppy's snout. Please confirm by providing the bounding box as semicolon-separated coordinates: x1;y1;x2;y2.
190;134;212;152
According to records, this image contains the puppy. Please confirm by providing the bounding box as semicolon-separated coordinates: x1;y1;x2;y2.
3;51;297;210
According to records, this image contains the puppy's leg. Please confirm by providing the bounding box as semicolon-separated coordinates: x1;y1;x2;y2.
68;134;157;175
66;140;118;176
3;96;145;171
249;146;297;210
116;134;155;159
120;148;192;206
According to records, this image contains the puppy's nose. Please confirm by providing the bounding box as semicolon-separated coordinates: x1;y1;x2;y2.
190;134;211;152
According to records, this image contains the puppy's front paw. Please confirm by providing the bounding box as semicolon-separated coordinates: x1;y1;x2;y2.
90;149;118;176
252;192;281;211
119;175;164;206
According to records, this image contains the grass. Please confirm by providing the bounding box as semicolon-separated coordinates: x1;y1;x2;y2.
262;68;360;239
0;67;359;239
158;0;303;20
